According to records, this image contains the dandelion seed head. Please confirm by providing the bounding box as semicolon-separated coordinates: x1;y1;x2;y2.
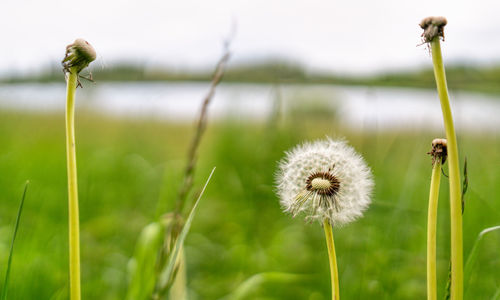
311;177;332;190
276;138;373;226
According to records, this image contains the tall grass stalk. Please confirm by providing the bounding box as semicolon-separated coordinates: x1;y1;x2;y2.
323;219;340;300
427;159;441;300
152;42;230;298
174;46;231;214
1;181;29;300
423;18;463;299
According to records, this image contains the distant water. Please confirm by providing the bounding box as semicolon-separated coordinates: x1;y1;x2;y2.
1;82;499;133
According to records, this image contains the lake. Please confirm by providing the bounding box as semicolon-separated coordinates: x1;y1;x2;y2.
1;82;499;133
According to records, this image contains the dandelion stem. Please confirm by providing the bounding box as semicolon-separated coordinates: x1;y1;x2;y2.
430;38;462;300
323;219;339;300
427;160;441;300
65;67;81;300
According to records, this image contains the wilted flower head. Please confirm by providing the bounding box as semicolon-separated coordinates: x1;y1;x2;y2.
276;138;373;226
62;38;96;74
420;16;447;43
427;138;447;165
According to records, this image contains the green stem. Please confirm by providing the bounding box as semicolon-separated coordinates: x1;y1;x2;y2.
427;160;441;300
66;68;81;300
168;249;187;300
430;39;462;300
323;219;339;300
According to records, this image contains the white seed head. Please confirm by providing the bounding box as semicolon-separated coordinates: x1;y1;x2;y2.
276;138;374;226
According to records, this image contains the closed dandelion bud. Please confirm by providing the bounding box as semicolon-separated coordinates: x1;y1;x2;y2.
62;38;96;74
276;138;374;226
420;16;447;43
427;138;448;165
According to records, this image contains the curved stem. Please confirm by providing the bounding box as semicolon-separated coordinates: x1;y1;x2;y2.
66;68;81;300
323;219;339;300
427;160;442;300
430;39;462;300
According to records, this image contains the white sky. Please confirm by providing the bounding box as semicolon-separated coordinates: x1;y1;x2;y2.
1;0;500;75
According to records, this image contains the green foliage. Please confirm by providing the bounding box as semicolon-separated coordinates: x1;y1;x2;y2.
126;222;163;300
0;111;499;299
224;61;308;83
155;168;215;298
125;168;214;300
5;62;500;94
223;272;308;300
464;226;500;292
493;286;500;300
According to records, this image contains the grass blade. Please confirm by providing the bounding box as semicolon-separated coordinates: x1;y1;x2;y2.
464;225;500;292
125;222;164;300
492;285;500;300
1;181;29;300
223;272;308;300
156;167;216;290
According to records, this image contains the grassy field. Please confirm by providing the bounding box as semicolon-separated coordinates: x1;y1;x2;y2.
0;109;499;299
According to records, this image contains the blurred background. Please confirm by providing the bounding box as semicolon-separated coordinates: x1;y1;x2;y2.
1;0;499;299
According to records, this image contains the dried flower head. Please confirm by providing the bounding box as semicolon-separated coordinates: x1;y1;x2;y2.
62;38;96;74
276;138;374;226
420;16;447;43
427;138;448;165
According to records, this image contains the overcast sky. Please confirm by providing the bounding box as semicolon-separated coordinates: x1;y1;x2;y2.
2;0;500;75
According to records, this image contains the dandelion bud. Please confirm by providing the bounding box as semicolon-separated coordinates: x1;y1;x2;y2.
420;16;447;43
62;38;96;74
428;138;448;165
276;138;374;226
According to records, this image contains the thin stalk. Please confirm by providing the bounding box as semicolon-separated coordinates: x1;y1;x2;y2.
1;181;29;300
427;160;441;300
323;219;339;300
65;67;81;300
430;38;462;300
173;49;230;214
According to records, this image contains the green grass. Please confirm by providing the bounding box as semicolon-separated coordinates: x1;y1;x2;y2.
0;110;499;299
1;181;28;300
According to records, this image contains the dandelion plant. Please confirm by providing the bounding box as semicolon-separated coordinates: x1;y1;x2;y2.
420;17;463;300
61;38;96;300
276;138;373;300
426;138;447;300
